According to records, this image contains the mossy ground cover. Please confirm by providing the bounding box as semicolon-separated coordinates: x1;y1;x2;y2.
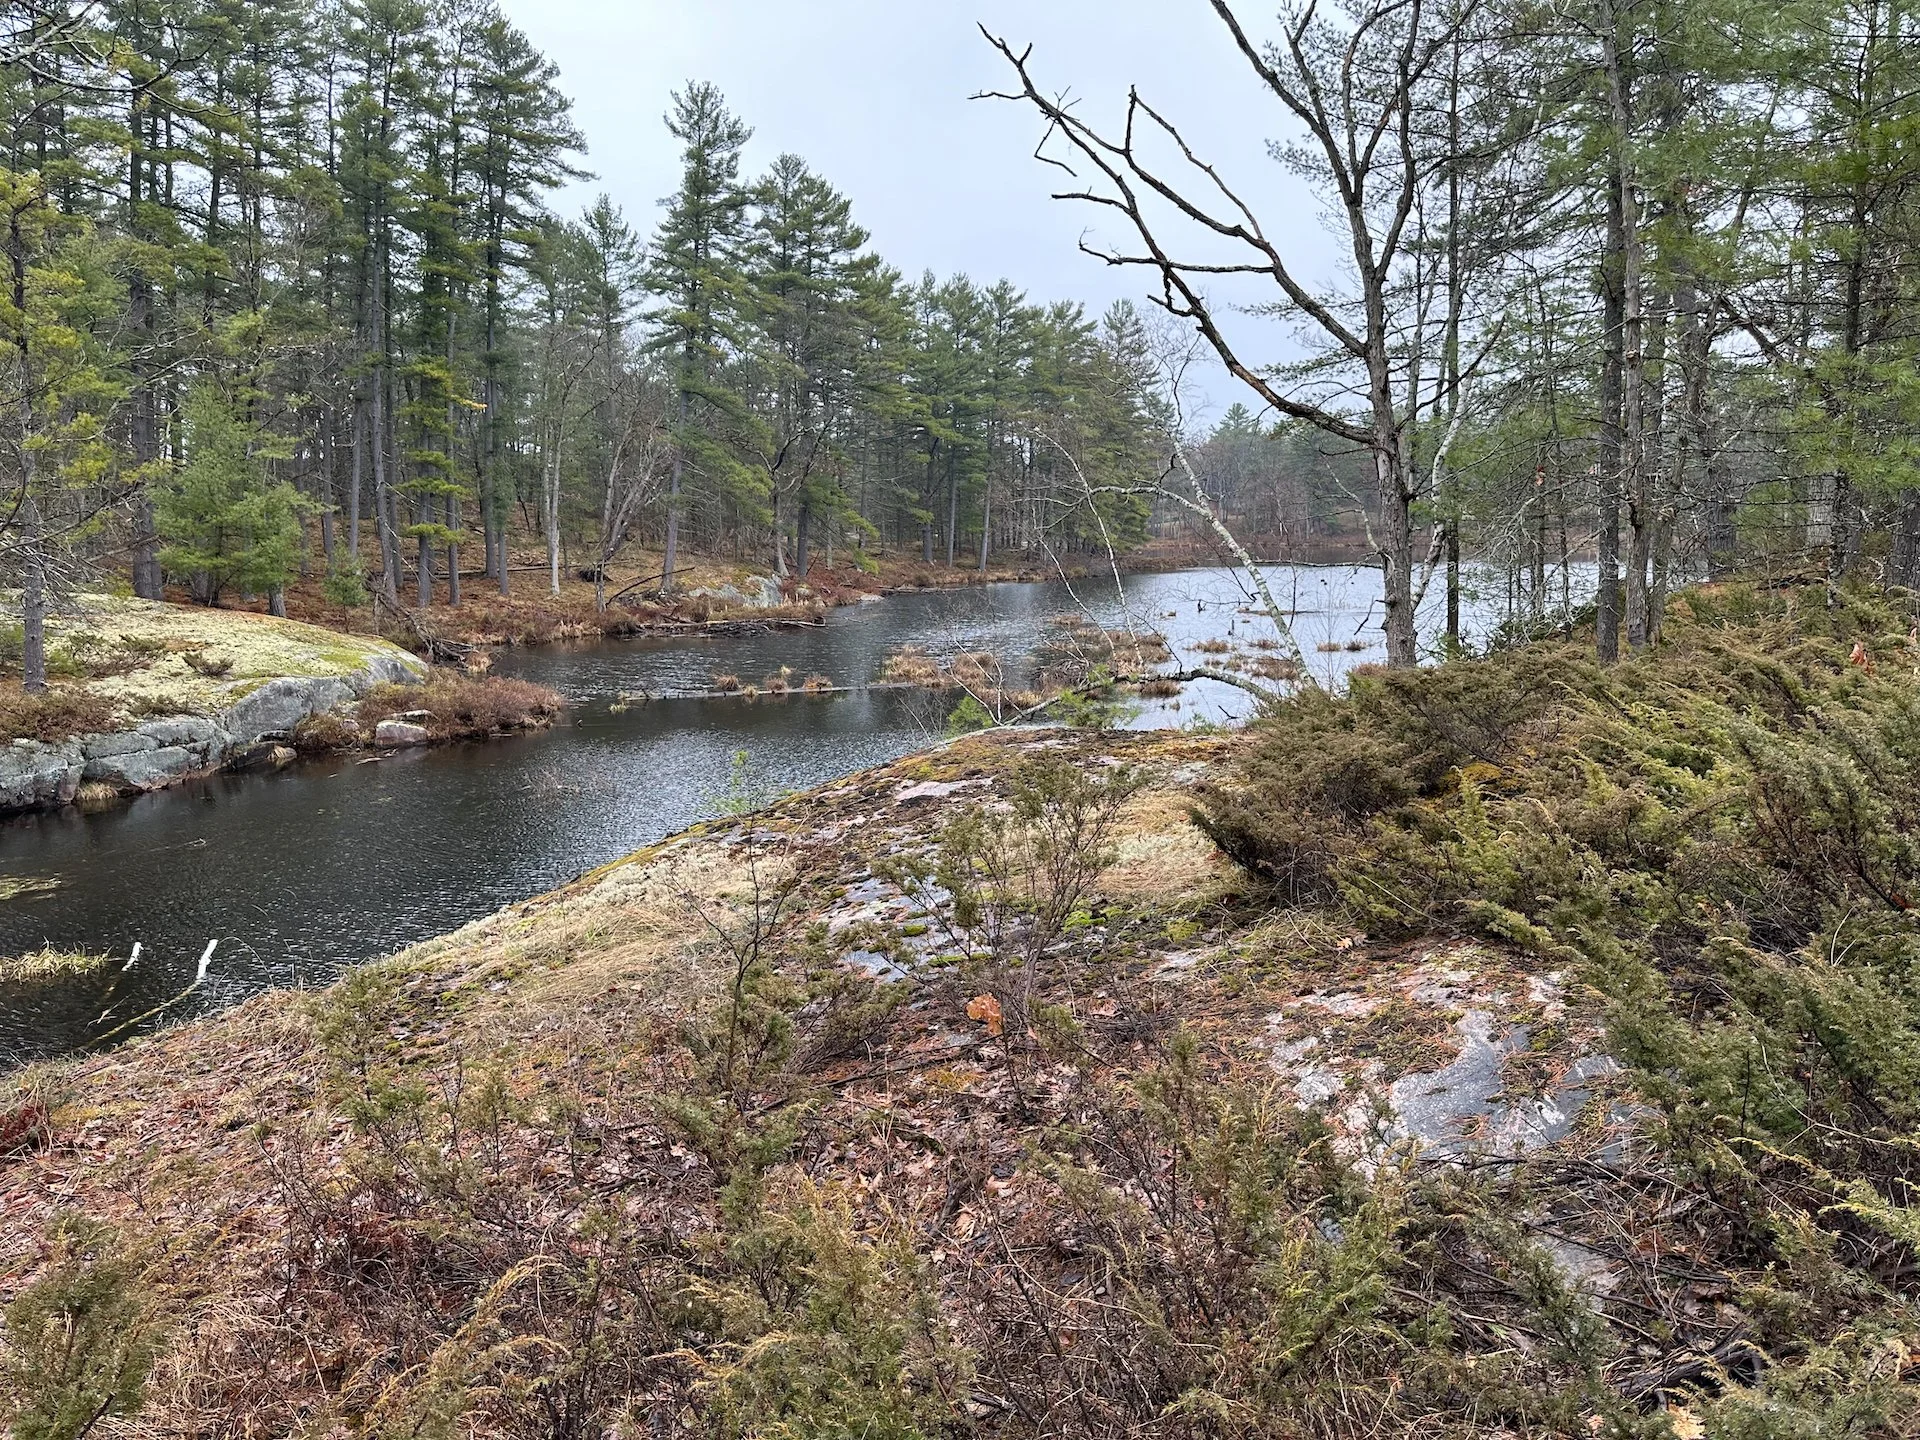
0;593;423;740
2;602;1917;1438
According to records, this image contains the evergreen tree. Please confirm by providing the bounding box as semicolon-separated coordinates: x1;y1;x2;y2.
155;382;308;609
648;81;751;594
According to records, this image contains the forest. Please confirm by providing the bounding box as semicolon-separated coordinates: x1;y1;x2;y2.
0;0;1909;689
5;3;1920;1436
0;0;1183;692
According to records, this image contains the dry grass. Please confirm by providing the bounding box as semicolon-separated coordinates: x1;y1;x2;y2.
949;651;1004;693
357;672;563;741
0;947;114;983
881;644;944;687
1249;656;1302;682
710;672;742;692
0;684;118;743
802;673;833;693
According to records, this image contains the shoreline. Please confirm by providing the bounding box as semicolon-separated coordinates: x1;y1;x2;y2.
0;548;1356;818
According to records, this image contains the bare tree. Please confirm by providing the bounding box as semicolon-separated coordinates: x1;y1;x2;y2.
981;0;1494;665
593;371;675;612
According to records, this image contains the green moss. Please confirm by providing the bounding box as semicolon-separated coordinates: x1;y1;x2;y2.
1203;581;1920;1414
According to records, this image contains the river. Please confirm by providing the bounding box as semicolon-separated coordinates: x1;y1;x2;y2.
0;563;1550;1063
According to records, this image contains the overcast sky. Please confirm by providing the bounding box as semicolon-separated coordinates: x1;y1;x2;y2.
495;1;1333;417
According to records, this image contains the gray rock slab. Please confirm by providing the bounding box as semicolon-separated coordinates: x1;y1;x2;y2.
137;715;224;748
223;676;356;743
373;719;430;748
83;745;195;791
80;730;158;759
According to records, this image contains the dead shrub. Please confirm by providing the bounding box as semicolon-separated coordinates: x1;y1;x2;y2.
881;645;943;687
290;711;361;753
0;685;116;743
357;673;562;742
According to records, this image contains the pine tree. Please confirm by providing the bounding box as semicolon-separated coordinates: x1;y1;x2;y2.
649;81;752;594
155;382;309;608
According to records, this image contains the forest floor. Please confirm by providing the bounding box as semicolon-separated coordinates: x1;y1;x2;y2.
10;588;1902;1435
0;723;1654;1435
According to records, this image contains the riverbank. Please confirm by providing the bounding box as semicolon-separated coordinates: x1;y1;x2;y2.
4;584;1912;1433
0;723;1658;1434
0;597;562;816
215;536;1258;654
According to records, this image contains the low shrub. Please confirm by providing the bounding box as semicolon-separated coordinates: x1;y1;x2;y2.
357;672;563;742
289;710;360;752
1200;582;1920;1427
0;685;117;743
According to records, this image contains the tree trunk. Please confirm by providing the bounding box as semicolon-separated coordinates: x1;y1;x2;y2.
1603;1;1651;653
663;375;688;596
349;400;365;570
20;496;46;695
546;438;562;597
795;498;811;577
1596;159;1626;663
446;492;460;607
1444;522;1460;645
944;451;958;567
1377;444;1417;666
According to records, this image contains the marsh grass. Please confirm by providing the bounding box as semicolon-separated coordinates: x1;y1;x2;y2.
0;947;114;983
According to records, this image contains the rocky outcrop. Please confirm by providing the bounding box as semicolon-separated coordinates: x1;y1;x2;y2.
0;655;424;817
222;676;358;745
373;719;430;748
688;574;785;609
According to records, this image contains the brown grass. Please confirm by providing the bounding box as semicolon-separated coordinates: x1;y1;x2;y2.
801;673;833;693
1192;638;1231;655
949;651;1004;693
881;645;944;687
710;672;742;692
0;946;114;983
0;684;118;743
1249;656;1302;681
289;711;361;753
357;673;563;742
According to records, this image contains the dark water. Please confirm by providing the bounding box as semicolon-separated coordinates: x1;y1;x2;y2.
0;564;1535;1063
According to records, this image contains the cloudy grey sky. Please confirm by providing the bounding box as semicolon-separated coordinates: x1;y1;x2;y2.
496;1;1331;411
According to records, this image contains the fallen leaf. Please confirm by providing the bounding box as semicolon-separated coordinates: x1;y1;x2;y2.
967;993;1004;1037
